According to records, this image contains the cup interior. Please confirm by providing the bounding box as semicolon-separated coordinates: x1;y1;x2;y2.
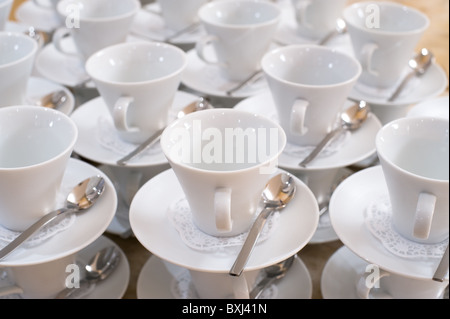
58;0;140;19
0;106;78;169
161;109;286;172
262;45;361;86
0;32;38;66
85;42;187;84
198;0;280;26
343;2;429;33
376;117;449;181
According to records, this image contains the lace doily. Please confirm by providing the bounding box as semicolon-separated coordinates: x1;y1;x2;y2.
0;185;76;251
365;194;448;259
170;267;277;299
96;116;163;159
167;197;279;254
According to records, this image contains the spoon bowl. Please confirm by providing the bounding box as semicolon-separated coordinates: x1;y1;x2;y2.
249;255;295;299
229;172;296;276
0;176;105;260
299;100;370;167
29;89;68;110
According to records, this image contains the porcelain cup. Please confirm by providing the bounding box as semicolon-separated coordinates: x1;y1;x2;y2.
357;266;448;299
291;0;348;40
160;108;286;237
0;253;77;299
156;0;208;32
0;0;12;31
343;1;429;89
261;44;361;146
0;31;38;107
376;116;449;244
0;106;78;231
85;41;187;144
195;0;281;82
53;0;140;61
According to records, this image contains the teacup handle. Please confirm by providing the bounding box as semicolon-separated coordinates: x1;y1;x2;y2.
360;43;379;76
413;192;436;239
290;99;309;136
52;28;83;59
294;0;313;30
113;96;139;133
356;268;391;299
195;35;226;67
214;187;233;233
0;284;24;297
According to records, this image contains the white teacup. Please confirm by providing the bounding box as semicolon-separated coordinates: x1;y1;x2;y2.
53;0;140;61
343;1;429;88
85;41;187;144
160;108;286;237
357;266;448;299
0;31;38;108
261;44;362;146
291;0;348;40
0;254;76;299
0;0;12;31
376;117;449;244
195;0;281;82
157;0;208;32
0;106;78;231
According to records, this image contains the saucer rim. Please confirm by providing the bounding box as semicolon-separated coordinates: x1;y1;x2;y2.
329;165;449;281
129;168;319;273
407;95;449;119
0;158;117;267
136;253;312;299
70;90;199;168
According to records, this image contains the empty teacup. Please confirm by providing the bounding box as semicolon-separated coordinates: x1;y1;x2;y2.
53;0;141;61
0;253;76;299
160;108;286;237
0;31;38;107
0;106;78;231
376;116;449;244
0;0;12;31
261;44;361;146
343;1;429;88
195;0;281;82
85;41;187;144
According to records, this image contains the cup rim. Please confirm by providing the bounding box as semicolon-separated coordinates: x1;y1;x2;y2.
198;0;281;29
0;105;78;171
57;0;141;22
160;108;287;174
0;31;38;69
261;44;362;88
85;41;188;86
376;116;449;182
342;1;430;36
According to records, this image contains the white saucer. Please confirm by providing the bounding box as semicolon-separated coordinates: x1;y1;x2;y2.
0;158;117;267
130;5;206;45
234;92;382;171
70;90;199;167
0;235;130;299
329;166;449;281
15;0;62;33
26;76;75;115
181;47;270;99
129;168;319;273
349;62;448;108
407;95;449;119
137;254;312;299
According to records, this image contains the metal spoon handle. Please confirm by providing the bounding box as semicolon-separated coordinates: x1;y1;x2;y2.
433;244;449;282
249;275;277;299
387;70;416;102
299;126;343;167
0;208;73;260
229;207;273;277
226;70;262;96
116;128;165;166
164;22;200;42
